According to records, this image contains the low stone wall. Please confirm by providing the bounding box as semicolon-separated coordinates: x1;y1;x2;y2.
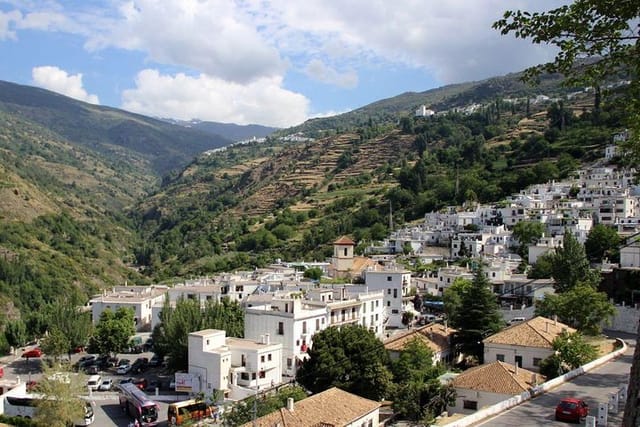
608;304;640;334
438;338;628;427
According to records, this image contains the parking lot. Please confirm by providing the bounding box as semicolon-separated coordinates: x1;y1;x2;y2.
0;343;198;426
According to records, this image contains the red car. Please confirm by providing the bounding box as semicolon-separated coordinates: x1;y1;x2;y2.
555;397;589;423
21;348;43;358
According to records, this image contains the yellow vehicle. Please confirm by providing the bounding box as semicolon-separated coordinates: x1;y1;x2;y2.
167;399;215;426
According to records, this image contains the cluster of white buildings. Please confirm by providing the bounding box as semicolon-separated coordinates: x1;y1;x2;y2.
84;132;640;409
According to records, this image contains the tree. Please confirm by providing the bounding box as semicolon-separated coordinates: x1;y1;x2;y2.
389;338;451;422
4;319;27;349
539;331;598;379
43;300;92;355
550;230;601;292
453;268;504;362
152;296;244;371
296;325;392;401
442;278;472;327
303;267;323;280
535;284;615;335
493;1;640;172
223;386;308;425
88;307;135;356
585;224;621;262
32;366;87;427
40;327;71;361
511;221;545;259
528;252;554;279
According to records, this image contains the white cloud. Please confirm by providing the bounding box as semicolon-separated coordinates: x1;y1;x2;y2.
121;69;309;128
31;66;100;104
84;0;285;84
304;59;358;88
0;9;21;40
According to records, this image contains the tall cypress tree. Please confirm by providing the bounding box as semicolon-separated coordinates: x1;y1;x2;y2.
454;266;504;363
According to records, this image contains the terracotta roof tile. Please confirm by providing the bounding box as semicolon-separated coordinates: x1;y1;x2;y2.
333;236;356;245
241;387;380;427
384;323;456;353
452;361;545;394
483;316;575;349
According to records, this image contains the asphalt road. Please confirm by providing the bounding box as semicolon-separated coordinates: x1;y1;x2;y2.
475;331;636;426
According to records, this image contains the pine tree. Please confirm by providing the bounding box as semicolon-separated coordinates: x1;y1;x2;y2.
454;267;504;363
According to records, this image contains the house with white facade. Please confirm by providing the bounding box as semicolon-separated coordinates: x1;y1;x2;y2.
363;266;416;328
483;316;575;372
415;105;435;117
244;287;385;377
89;285;167;331
187;329;282;401
620;236;640;268
449;361;544;415
241;387;381;427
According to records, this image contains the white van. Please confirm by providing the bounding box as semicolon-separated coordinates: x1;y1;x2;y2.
87;375;101;391
508;317;526;325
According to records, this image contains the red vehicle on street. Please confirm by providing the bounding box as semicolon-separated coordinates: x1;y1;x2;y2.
555;397;589;423
21;348;43;358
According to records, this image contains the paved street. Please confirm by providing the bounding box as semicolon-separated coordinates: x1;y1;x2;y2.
475;331;636;426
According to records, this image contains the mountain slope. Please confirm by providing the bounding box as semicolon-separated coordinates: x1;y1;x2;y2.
0;80;233;175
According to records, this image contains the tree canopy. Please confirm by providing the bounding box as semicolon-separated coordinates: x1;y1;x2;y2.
585;224;621;262
535;283;615;335
493;0;640;169
296;324;392;401
539;331;598;379
550;230;601;292
451;268;504;363
32;367;87;427
88;307;135;356
152;296;244;371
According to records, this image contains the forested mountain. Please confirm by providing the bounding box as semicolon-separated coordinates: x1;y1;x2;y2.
0;70;629;339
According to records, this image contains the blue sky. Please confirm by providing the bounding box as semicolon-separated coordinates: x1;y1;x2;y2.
0;1;565;128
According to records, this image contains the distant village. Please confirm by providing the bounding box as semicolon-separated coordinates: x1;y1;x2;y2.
85;129;639;425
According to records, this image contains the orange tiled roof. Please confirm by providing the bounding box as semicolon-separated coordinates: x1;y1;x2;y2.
384;323;456;354
483;316;576;349
334;236;356;245
240;387;380;427
452;361;545;394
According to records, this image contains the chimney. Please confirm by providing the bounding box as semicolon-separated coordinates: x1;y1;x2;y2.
286;397;294;412
265;333;270;345
514;363;519;376
553;315;557;326
260;335;265;344
545;322;549;333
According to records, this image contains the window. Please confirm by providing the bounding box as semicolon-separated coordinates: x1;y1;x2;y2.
237;285;244;292
463;400;478;410
387;276;392;281
259;371;265;379
241;373;249;380
496;354;505;362
268;354;272;361
278;322;284;335
302;321;307;334
393;289;398;298
316;319;320;330
261;355;265;363
392;309;399;314
376;300;379;307
387;301;391;307
344;248;348;256
387;289;391;295
287;358;292;368
533;357;542;367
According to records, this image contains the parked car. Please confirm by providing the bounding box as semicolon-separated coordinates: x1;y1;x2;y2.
77;354;97;368
97;355;118;369
555;397;589;422
86;375;102;392
119;377;134;385
508;316;527;325
84;365;99;375
21;348;43;358
117;358;131;366
148;354;162;367
98;378;113;391
131;357;149;374
116;362;131;375
145;380;160;392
